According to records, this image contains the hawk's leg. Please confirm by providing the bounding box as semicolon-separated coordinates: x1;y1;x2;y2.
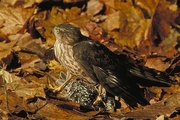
93;85;104;105
93;86;116;111
53;71;72;93
93;85;102;104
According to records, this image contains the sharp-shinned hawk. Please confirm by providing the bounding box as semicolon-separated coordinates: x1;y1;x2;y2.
52;24;178;107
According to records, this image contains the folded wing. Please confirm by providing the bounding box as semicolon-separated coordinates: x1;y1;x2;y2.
73;39;149;107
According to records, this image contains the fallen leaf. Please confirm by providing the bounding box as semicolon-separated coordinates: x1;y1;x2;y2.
145;57;170;71
145;0;179;48
19;39;46;58
0;7;34;36
111;92;180;119
1;0;25;6
161;28;179;54
135;0;160;17
16;52;46;76
7;79;46;100
85;22;110;41
0;39;18;66
0;90;24;116
0;69;21;84
103;1;149;49
86;0;104;16
103;11;120;31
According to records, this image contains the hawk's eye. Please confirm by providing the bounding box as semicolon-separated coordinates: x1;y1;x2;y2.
55;29;60;34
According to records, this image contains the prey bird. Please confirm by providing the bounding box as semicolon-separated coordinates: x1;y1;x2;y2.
52;24;178;107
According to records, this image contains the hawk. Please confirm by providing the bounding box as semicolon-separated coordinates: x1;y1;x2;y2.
52;24;178;107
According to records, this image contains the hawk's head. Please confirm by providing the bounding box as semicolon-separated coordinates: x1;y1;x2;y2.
52;24;82;45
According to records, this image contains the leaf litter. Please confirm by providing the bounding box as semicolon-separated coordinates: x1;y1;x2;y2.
0;0;179;119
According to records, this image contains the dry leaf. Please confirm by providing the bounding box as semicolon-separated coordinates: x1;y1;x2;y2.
145;57;171;71
86;0;104;15
7;79;46;100
103;1;149;49
135;0;160;17
0;7;34;36
20;39;46;58
145;0;179;48
0;90;24;116
111;92;180;119
0;40;17;66
0;69;21;83
1;0;25;6
103;11;120;31
85;22;110;41
16;52;46;75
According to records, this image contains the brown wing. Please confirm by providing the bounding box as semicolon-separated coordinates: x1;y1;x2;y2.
73;40;149;107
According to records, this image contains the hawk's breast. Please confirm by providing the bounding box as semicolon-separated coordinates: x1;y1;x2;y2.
54;41;94;83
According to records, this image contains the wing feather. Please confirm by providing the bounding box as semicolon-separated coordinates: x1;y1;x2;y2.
73;39;149;107
92;65;149;107
73;39;178;107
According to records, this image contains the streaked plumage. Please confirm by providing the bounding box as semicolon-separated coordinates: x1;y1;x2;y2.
52;24;178;107
53;24;96;84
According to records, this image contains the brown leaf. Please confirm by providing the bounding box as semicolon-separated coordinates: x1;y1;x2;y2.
163;85;180;95
145;57;170;71
16;52;46;76
0;40;17;66
103;11;120;31
0;69;21;84
135;0;160;17
147;86;162;101
13;32;47;59
0;90;23;116
0;19;5;28
85;22;110;42
103;1;149;49
19;38;46;58
0;7;34;36
86;0;104;16
19;16;46;41
63;7;90;26
160;29;179;56
111;92;180;119
33;101;94;119
137;39;152;54
7;79;45;100
145;0;179;47
0;69;46;119
1;0;25;6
